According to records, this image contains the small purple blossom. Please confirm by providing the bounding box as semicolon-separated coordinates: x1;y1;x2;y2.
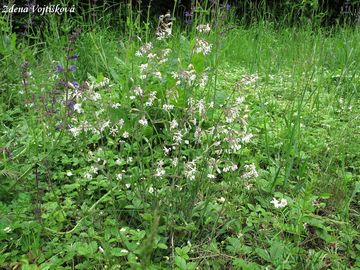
220;3;231;10
184;10;193;24
71;81;79;88
67;100;76;110
69;65;76;72
67;53;79;60
55;65;64;73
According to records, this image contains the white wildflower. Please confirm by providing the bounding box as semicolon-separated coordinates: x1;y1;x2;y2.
145;91;157;107
163;48;171;56
163;146;171;155
110;126;118;136
118;119;125;128
155;160;165;178
73;103;83;113
171;71;179;79
122;131;129;138
184;161;197;180
159;58;168;64
90;92;101;101
100;120;111;132
194;38;212;55
135;42;153;57
196;23;211;33
69;126;81;137
163;104;174;111
153;71;162;80
173;131;183;144
271;198;288;208
170;119;178;129
236;96;245;104
139;116;148;126
90;165;99;174
95;109;105;117
172;158;178;167
148;53;157;59
199;73;208;88
140;63;148;73
241;133;254;143
134;86;144;96
241;164;258;179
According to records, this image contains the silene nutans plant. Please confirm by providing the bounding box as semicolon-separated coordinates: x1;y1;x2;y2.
1;1;359;269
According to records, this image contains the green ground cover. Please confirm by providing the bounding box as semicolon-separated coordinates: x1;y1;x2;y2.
0;10;359;270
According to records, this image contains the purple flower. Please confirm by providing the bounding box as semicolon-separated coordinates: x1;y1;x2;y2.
184;10;191;17
67;100;76;110
66;53;79;60
55;65;64;73
71;81;79;88
220;3;231;10
184;10;193;24
69;65;76;72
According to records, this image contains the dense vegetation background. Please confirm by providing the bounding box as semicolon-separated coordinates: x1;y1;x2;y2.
0;0;359;269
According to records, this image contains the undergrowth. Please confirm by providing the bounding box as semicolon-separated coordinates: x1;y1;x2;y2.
0;2;359;269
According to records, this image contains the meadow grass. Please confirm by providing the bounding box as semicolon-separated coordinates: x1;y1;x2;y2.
0;8;359;270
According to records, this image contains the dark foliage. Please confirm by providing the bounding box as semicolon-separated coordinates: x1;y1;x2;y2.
2;0;359;32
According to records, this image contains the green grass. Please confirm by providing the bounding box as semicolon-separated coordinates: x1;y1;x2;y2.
0;10;359;270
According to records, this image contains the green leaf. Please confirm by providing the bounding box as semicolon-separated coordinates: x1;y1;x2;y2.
77;241;98;256
233;259;261;270
157;243;168;250
269;242;284;261
175;256;187;270
255;248;271;262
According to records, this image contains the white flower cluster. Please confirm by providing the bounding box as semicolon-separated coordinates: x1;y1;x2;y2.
135;42;153;57
156;12;173;40
196;24;211;33
241;164;258;179
193;38;212;55
172;64;197;86
62;31;257;201
271;198;288;208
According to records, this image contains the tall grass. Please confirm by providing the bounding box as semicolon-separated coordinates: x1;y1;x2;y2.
0;1;359;269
